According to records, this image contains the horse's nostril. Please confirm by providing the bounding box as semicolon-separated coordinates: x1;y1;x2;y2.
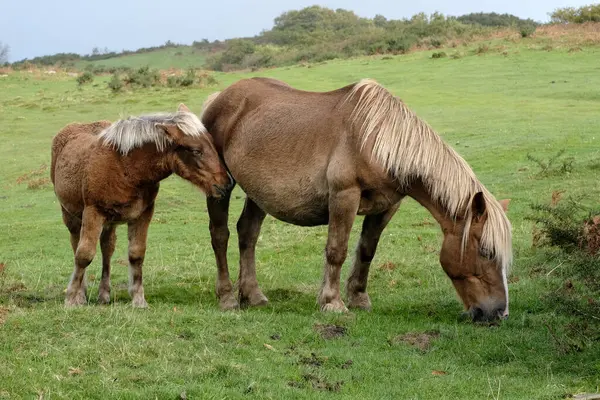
471;307;484;321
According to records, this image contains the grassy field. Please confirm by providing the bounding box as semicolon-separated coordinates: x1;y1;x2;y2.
1;39;599;399
75;46;207;71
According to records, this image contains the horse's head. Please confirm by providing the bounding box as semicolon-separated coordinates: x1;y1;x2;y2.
439;192;511;323
157;104;233;198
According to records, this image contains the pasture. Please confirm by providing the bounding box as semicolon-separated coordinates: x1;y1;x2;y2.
1;41;599;399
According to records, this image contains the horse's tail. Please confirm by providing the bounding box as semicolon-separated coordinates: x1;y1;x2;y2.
50;121;111;184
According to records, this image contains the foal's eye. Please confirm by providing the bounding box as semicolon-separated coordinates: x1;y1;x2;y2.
479;247;493;259
191;149;203;156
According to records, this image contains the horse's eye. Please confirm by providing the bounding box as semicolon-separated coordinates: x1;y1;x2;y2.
191;149;203;156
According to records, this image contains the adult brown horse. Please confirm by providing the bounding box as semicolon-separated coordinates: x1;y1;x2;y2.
201;77;512;322
51;104;232;307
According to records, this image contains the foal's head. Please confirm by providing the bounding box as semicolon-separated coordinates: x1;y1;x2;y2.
157;104;232;198
439;192;511;323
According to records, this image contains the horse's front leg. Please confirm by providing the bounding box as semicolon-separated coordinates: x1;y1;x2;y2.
318;187;361;313
65;206;105;306
207;191;239;310
127;204;155;308
346;202;401;310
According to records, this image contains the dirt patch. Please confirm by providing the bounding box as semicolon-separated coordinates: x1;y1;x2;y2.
314;323;347;340
389;330;440;352
288;374;344;392
16;164;48;186
0;307;9;324
378;261;396;271
299;352;327;367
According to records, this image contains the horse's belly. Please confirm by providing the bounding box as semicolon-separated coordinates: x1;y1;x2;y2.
238;182;329;227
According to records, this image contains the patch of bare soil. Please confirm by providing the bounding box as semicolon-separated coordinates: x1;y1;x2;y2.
389;330;440;352
314;323;347;340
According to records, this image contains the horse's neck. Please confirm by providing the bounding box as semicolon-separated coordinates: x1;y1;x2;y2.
407;182;461;232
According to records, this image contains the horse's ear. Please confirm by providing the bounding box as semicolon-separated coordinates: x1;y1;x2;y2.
178;103;191;113
499;199;511;212
472;191;486;220
156;123;183;141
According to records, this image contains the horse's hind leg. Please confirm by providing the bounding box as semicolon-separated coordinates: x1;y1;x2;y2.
207;191;239;310
65;207;105;306
98;225;117;304
237;197;268;307
346;203;401;310
127;205;154;308
318;187;361;313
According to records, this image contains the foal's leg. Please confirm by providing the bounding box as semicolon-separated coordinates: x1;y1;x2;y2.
98;225;117;304
127;205;154;308
65;207;105;306
318;187;361;313
61;206;81;255
346;203;401;310
207;191;239;310
237;197;268;307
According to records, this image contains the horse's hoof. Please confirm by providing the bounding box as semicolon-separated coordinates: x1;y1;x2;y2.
131;296;148;308
219;294;240;311
321;302;349;313
65;292;87;307
241;291;269;307
347;292;372;311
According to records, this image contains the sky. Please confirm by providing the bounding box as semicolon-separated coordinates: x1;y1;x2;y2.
0;0;593;62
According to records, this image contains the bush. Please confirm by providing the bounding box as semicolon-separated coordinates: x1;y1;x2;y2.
124;66;160;88
76;71;94;86
550;3;600;23
431;51;447;58
520;24;536;38
108;73;123;93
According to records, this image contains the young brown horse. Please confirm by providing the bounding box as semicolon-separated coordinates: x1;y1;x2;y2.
51;104;232;307
201;77;513;322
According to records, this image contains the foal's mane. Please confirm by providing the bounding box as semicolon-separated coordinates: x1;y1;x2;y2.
345;79;512;273
98;110;207;155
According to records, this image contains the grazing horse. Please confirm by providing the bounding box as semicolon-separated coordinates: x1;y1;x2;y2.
201;77;512;322
51;104;232;307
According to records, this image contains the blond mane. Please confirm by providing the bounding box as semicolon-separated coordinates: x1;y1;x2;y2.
98;110;207;155
345;79;512;277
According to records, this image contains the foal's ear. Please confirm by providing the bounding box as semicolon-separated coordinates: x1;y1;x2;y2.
471;191;486;221
499;199;511;212
178;103;191;113
156;123;183;141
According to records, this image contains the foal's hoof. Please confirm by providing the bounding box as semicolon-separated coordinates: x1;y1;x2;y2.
347;292;372;311
240;291;269;308
321;301;349;313
219;293;240;311
132;296;148;309
98;291;111;305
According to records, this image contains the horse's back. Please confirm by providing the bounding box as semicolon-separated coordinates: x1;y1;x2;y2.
51;121;111;183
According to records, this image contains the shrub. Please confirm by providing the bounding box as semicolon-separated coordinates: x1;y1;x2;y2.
550;3;600;23
526;149;574;177
431;51;447;58
108;73;123;93
520;24;536;38
76;71;94;86
124;66;160;88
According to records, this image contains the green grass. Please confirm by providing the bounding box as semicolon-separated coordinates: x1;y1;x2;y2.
1;42;600;399
76;46;207;71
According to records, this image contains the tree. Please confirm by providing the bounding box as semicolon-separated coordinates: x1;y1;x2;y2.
0;42;9;64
